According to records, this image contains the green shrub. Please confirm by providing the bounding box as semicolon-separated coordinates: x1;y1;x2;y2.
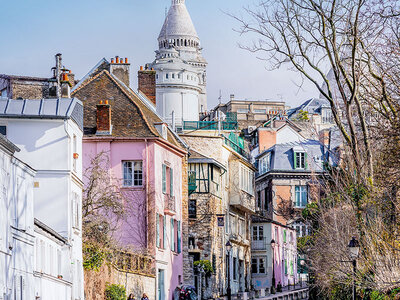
83;243;107;271
105;284;126;300
194;260;213;275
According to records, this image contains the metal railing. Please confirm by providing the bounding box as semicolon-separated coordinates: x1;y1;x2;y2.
183;121;238;131
223;136;250;160
251;237;268;250
165;194;176;212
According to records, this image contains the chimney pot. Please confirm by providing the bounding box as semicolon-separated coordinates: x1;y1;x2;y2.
111;58;115;63
140;66;144;71
116;56;119;64
125;58;128;64
99;100;103;104
105;100;109;105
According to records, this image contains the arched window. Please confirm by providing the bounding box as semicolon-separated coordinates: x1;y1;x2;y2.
185;40;187;46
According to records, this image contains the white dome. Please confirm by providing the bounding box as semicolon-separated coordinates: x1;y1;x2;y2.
158;0;199;41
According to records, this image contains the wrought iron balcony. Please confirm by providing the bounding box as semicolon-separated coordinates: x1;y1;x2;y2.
251;237;268;250
164;194;176;216
183;120;238;131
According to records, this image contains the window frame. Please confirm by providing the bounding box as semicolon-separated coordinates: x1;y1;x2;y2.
294;185;308;208
122;161;143;187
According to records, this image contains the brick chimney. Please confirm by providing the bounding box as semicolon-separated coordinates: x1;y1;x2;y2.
96;100;112;134
60;72;71;98
319;129;330;148
138;65;156;105
258;128;277;152
109;56;130;87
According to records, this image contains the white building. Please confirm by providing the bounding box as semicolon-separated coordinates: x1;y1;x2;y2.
0;134;35;300
0;98;84;300
150;0;207;127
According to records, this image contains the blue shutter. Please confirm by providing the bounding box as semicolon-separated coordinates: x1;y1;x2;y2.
170;168;174;197
162;164;167;193
295;186;299;207
304;153;308;169
156;214;160;248
163;215;167;249
177;220;181;253
171;218;175;252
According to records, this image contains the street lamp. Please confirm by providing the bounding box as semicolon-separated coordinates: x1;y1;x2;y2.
271;239;276;294
348;237;360;300
300;259;305;287
226;241;232;300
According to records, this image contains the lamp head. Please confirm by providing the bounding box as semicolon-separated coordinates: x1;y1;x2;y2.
348;237;360;259
226;241;232;252
271;239;276;248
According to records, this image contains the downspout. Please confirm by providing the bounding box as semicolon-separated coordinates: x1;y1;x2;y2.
145;138;149;249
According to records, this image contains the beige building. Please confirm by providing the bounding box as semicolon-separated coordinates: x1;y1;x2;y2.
205;95;288;129
181;128;256;299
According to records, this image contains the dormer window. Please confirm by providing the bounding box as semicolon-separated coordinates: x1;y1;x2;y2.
293;147;307;169
259;153;270;175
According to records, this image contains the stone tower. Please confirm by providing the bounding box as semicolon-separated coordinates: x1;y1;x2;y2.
150;0;207;128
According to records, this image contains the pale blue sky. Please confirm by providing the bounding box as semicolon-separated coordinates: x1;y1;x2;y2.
0;0;319;108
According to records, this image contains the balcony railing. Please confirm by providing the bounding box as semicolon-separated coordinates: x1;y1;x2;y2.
251;238;268;250
164;194;175;215
188;171;197;195
183;121;238;131
223;135;250;160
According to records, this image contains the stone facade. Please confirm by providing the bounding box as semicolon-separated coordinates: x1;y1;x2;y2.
84;265;156;300
0;75;50;99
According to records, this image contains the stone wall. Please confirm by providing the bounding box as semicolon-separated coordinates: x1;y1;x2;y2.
84;264;156;300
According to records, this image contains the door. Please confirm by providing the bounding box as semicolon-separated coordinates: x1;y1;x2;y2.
158;269;165;300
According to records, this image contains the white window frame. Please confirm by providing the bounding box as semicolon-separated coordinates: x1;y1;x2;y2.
259;153;270;174
294;186;308;208
240;164;254;195
252;257;267;274
122;161;143;187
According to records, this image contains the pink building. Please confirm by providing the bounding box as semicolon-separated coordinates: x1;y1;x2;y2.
251;219;297;297
72;58;188;300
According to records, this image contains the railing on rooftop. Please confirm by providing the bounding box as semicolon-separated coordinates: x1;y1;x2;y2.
183;121;238;131
223;135;250;160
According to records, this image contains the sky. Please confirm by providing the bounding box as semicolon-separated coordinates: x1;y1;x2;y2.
0;0;320;109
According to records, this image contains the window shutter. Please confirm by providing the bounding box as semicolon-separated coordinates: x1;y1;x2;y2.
170;168;174;197
163;215;167;249
294;152;298;169
171;218;175;252
162;164;166;193
177;220;181;253
156;214;160;248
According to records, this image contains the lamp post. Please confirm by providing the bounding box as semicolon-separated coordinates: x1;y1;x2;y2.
271;239;276;294
226;241;232;300
348;237;360;300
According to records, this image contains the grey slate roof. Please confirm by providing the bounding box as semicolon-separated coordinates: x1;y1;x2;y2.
256;139;331;176
288;98;330;118
0;98;84;130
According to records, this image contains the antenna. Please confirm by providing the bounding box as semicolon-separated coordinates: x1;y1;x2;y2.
218;90;222;104
165;7;168;17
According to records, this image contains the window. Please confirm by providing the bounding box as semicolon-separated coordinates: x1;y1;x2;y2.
233;257;237;280
162;164;174;196
251;257;267;274
156;214;166;249
123;161;143;187
166;73;169;79
252;225;264;241
295;186;308;208
189;200;197;218
237;108;249;113
283;230;287;243
239;218;245;237
172;73;175;79
254;109;267;114
0;126;6;136
156;74;159;79
259;153;270;174
72;192;80;230
73;135;77;172
257;191;261;210
294;151;306;169
293;221;311;237
322;109;333;123
178;74;181;79
229;213;237;235
0;89;7;98
239;165;254;195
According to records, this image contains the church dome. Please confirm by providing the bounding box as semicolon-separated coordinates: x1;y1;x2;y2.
158;0;199;42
